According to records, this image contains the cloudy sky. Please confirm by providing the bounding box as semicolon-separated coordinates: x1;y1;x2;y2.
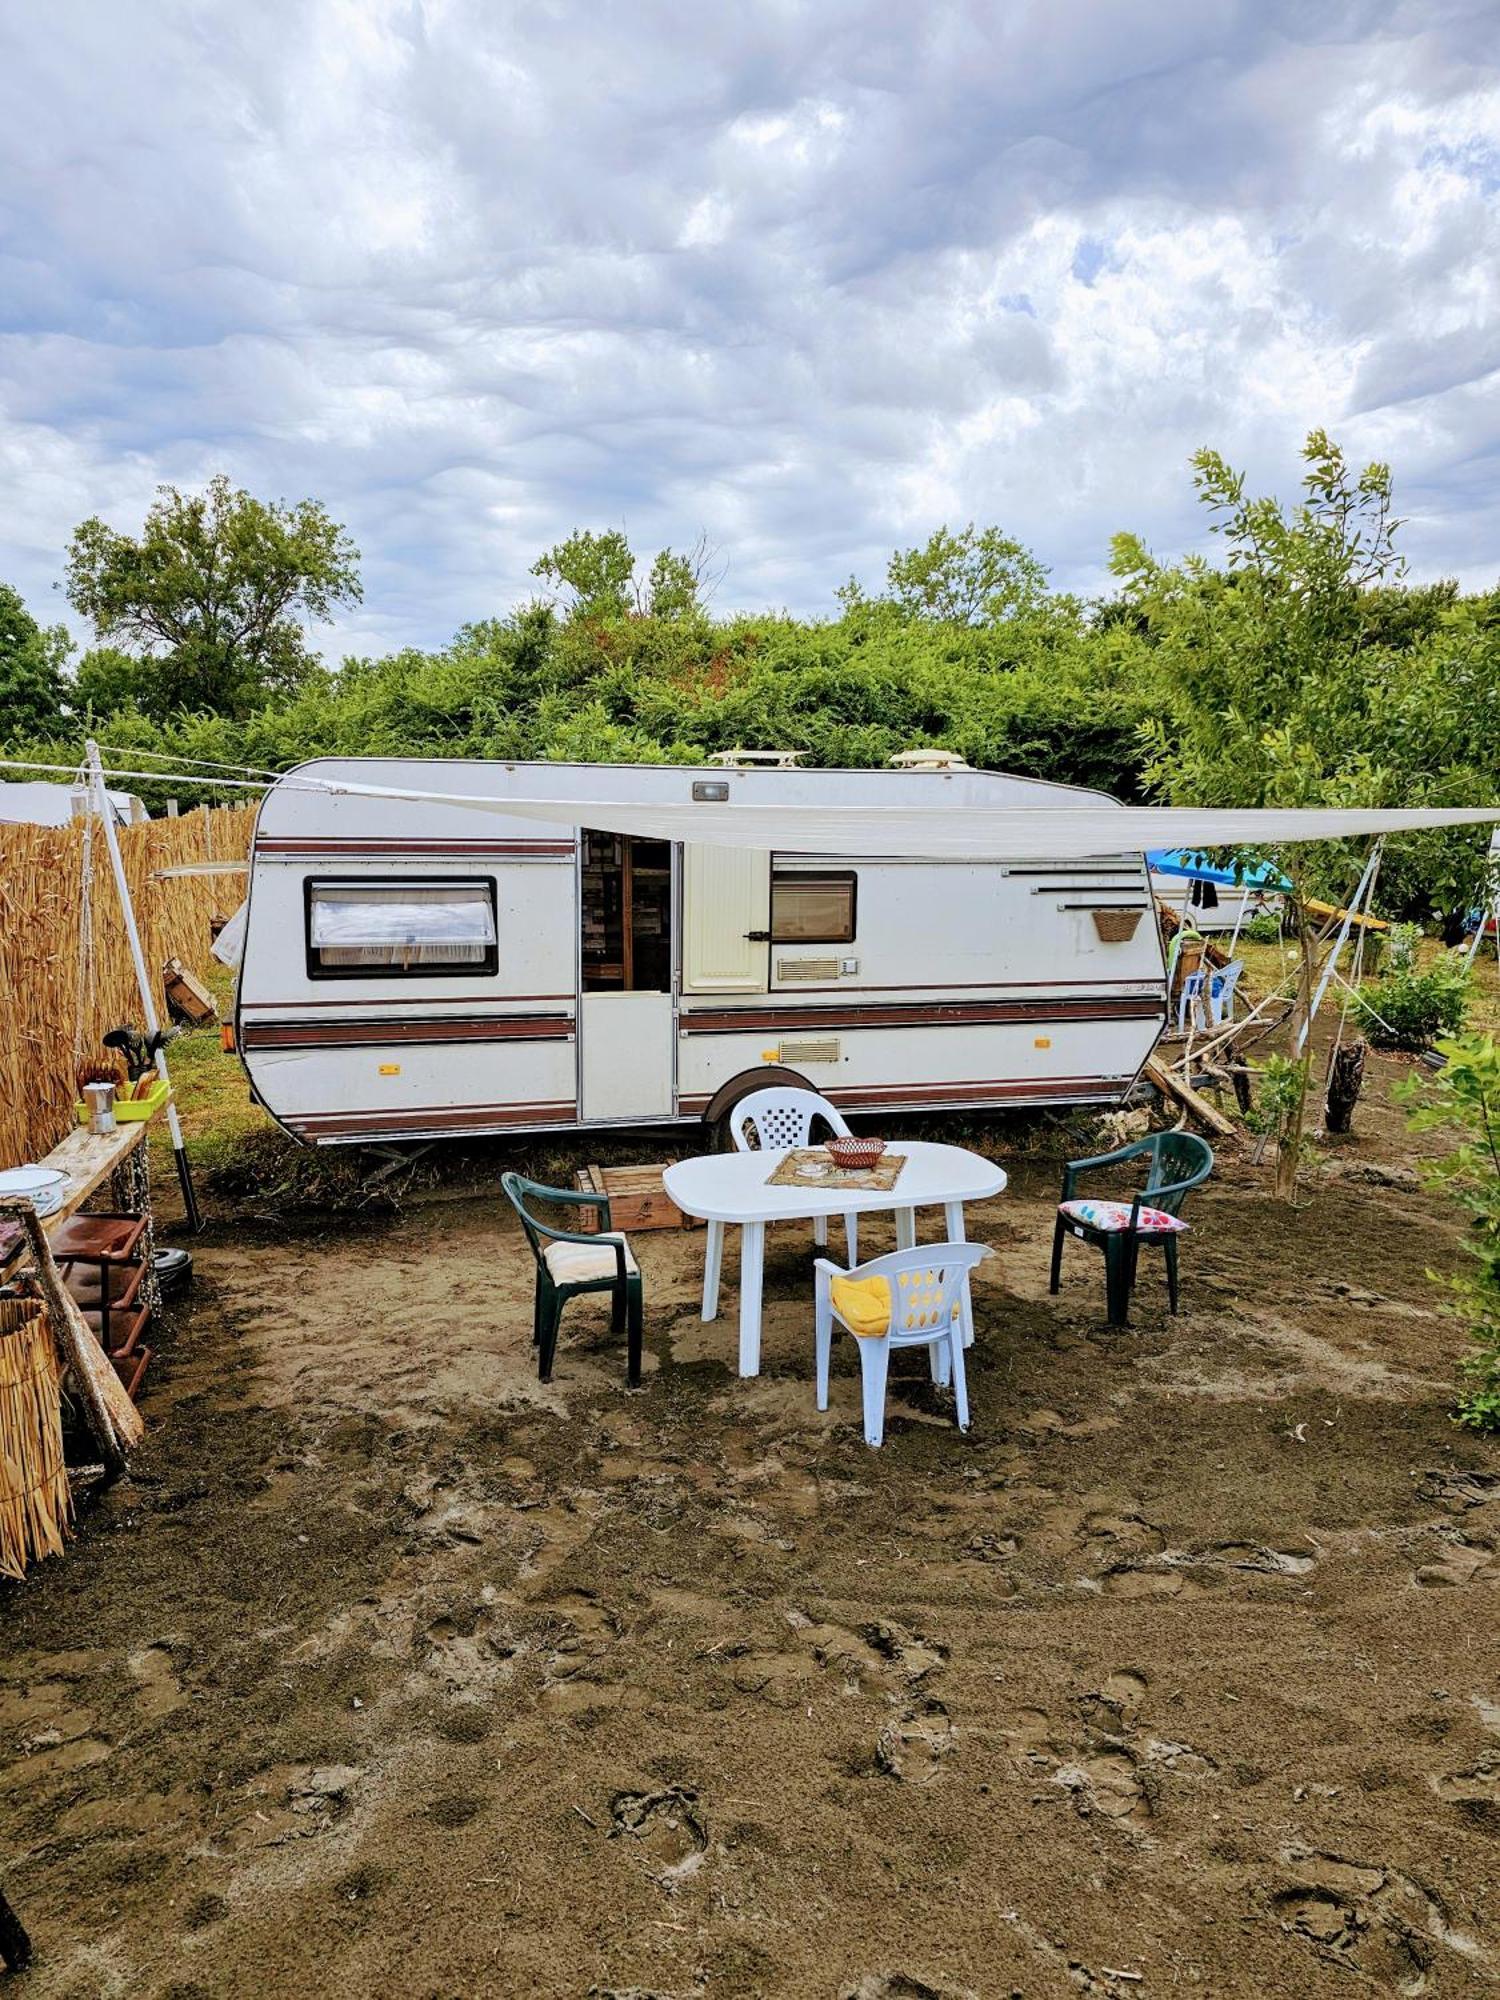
2;1;1497;661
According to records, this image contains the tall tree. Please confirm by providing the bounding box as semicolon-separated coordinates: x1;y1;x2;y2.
531;530;636;620
66;475;360;720
531;530;717;620
1114;430;1414;1197
848;523;1050;625
0;584;70;740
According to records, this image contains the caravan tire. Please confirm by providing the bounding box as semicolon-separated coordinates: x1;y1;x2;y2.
703;1067;819;1152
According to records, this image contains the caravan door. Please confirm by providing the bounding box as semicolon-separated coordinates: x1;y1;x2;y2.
579;832;677;1121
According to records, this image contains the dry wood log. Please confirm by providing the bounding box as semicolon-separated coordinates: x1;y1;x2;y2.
1144;1055;1239;1143
0;1199;142;1473
1325;1038;1368;1135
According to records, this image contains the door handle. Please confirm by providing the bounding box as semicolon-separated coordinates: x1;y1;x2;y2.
743;930;770;941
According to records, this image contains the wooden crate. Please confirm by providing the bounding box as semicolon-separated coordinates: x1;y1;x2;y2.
573;1164;703;1232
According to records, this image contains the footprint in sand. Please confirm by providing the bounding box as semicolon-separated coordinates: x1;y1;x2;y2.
1098;1540;1316;1597
1429;1764;1500;1833
1268;1848;1488;1995
415;1603;520;1699
531;1589;621;1682
1055;1745;1154;1828
127;1643;186;1720
788;1612;946;1697
1418;1468;1500;1510
1414;1536;1499;1588
1006;1668;1214;1835
876;1699;954;1784
841;1976;978;2000
609;1785;708;1892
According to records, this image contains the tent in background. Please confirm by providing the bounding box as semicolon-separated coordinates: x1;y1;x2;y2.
0;780;147;828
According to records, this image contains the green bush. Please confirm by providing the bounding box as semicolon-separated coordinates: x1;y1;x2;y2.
1241;909;1283;945
1401;1035;1500;1431
1355;951;1471;1052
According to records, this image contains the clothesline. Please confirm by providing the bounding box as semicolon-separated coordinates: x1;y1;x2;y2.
3;751;1498;865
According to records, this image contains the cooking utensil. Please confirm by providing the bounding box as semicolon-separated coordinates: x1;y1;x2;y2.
0;1167;70;1218
83;1082;117;1135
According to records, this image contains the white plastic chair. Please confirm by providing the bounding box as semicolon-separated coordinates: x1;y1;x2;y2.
815;1242;988;1447
1207;958;1244;1027
728;1087;858;1262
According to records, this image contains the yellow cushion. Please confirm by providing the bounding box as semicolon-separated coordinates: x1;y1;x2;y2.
830;1270;965;1338
829;1274;892;1337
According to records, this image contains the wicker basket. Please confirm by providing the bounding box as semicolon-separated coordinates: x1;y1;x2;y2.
1092;908;1144;943
0;1295;72;1581
826;1135;888;1170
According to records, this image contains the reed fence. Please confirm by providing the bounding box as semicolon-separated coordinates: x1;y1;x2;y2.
0;804;256;1167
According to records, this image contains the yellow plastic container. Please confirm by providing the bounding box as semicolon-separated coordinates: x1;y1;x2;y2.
74;1078;170;1126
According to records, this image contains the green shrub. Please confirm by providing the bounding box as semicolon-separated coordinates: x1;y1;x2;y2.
1401;1034;1500;1431
1241;909;1283;945
1355;951;1471;1052
1385;921;1422;973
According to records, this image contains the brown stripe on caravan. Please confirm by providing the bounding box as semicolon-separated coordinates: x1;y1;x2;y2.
676;1076;1129;1116
289;1100;579;1138
254;837;575;857
241;1014;573;1050
824;1077;1125;1106
679;996;1164;1034
241;992;573;1010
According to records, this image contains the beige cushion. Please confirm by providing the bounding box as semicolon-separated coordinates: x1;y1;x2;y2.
543;1231;638;1286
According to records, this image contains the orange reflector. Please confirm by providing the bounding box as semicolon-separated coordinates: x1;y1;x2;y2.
220;1023;236;1053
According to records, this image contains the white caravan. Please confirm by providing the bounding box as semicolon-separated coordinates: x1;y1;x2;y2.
234;758;1169;1146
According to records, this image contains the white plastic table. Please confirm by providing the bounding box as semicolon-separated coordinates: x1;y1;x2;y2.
662;1141;1008;1377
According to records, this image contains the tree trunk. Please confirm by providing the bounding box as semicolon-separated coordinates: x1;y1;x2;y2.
1275;865;1317;1202
1325;1039;1367;1134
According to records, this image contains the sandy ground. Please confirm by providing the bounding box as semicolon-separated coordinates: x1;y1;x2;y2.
3;1062;1499;1999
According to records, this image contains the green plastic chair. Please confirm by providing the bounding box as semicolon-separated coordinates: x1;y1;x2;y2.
1049;1132;1213;1327
501;1173;643;1386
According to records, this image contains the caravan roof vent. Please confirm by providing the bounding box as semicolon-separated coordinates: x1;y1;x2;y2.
888;748;970;772
707;748;805;769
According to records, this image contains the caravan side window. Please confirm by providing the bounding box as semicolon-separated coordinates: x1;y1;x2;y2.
771;870;857;944
305;878;498;979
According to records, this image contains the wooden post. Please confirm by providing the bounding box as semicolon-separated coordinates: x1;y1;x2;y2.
0;1199;141;1472
85;742;201;1232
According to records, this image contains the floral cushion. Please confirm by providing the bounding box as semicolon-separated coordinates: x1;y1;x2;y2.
1058;1198;1188;1235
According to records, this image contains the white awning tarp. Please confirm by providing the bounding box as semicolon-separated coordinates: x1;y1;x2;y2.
296;776;1500;862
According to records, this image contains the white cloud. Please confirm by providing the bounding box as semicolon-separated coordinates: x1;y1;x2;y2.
0;0;1496;662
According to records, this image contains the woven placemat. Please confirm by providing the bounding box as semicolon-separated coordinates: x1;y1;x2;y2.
766;1148;907;1192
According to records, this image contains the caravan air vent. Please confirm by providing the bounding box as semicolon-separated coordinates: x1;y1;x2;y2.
707;748;805;769
889;748;970;771
777;956;840;982
778;1037;841;1065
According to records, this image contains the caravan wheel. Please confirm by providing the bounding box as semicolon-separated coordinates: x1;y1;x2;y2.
703;1067;820;1152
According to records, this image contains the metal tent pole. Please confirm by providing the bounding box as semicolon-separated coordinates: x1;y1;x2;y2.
85;741;202;1232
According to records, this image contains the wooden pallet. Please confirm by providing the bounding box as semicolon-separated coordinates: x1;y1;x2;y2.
573;1163;703;1233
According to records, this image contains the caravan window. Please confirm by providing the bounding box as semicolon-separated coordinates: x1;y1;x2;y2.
771;870;857;944
305;879;498;979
